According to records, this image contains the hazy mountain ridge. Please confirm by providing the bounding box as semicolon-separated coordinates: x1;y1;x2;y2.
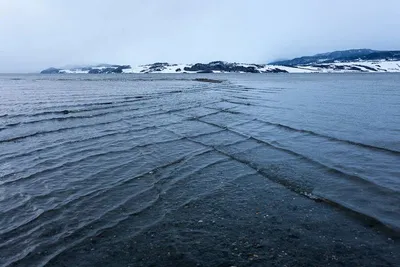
270;49;400;65
40;49;400;74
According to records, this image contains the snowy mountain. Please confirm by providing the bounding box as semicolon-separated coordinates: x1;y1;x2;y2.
269;49;400;66
40;60;400;74
277;60;400;73
40;62;301;74
40;50;400;74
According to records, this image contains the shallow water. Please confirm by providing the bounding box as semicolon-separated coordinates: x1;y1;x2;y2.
0;73;399;266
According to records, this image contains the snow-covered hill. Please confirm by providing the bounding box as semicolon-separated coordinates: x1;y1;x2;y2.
270;49;400;66
41;60;400;74
278;60;400;73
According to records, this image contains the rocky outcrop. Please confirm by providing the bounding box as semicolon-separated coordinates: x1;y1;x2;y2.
266;68;288;73
184;61;260;73
88;69;101;74
194;78;223;83
40;67;61;74
92;65;131;74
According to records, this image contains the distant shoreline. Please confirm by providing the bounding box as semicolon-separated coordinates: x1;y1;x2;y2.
40;60;400;75
39;49;400;74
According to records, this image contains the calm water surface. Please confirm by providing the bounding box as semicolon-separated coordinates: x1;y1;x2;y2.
0;74;399;266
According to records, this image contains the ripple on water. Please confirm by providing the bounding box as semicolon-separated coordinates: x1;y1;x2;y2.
1;74;399;266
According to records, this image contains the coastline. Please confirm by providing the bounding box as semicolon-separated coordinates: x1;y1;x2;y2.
40;60;400;74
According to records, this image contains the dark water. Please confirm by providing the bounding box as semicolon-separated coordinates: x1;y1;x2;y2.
0;74;399;266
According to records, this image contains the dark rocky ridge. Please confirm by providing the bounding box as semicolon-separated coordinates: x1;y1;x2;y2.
183;61;288;73
40;67;62;74
184;61;261;73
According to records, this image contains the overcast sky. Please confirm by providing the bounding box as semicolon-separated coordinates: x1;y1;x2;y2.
1;0;400;72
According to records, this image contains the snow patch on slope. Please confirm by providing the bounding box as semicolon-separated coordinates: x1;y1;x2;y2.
44;60;400;74
296;60;400;73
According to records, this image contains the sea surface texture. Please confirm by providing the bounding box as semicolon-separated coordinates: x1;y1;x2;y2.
0;74;399;266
